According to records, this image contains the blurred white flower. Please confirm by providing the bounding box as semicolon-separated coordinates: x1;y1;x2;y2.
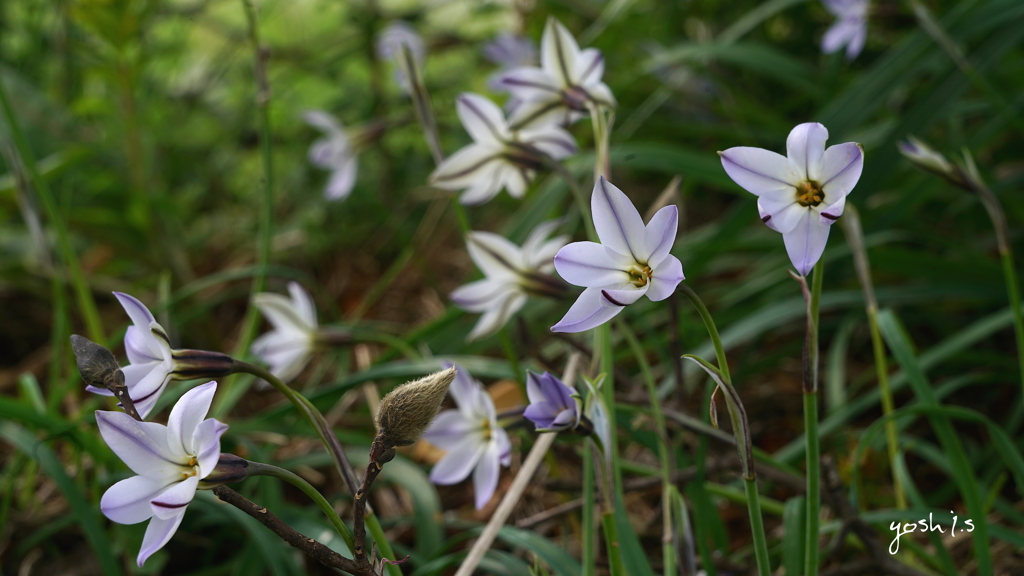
98;381;227;567
483;33;537;94
497;17;616;128
450;220;568;341
821;0;868;60
304;111;358;201
421;363;511;510
551;177;685;333
251;282;318;383
429;93;577;205
375;20;426;92
719;122;864;275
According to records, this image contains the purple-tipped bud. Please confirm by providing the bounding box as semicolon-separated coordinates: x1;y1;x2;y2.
197;454;250;489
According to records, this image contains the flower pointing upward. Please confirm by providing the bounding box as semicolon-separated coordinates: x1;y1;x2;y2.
97;381;228;567
498;17;616;128
719;122;863;276
429;93;577;205
551;177;685;333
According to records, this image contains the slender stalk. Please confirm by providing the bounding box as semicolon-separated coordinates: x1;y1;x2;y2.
794;262;824;576
0;73;104;342
618;320;676;576
1000;250;1024;398
543;156;596;241
217;0;275;416
246;461;354;549
232;361;398;574
600;510;627;576
840;206;906;508
582;442;596;576
678;282;770;576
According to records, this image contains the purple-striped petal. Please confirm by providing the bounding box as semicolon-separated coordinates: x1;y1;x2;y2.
101;475;168;524
137;511;186;567
786;123;829;181
591;177;648;261
644;205;679;266
783;210;832;276
646;256;684;301
719;147;801;196
150;476;199;520
551;287;624;333
554;241;631;287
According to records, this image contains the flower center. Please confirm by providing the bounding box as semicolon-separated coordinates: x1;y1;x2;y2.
481;418;493;442
628;265;653;288
795;180;825;207
181;456;200;480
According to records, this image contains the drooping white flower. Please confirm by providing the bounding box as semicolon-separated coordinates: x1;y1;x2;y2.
551;177;685;333
88;293;233;419
375;21;426;92
97;381;228;567
429;93;577;205
497;17;616;128
719;122;864;276
421;363;511;510
251;282;319;383
450;220;568;341
821;0;868;60
304;111;358;201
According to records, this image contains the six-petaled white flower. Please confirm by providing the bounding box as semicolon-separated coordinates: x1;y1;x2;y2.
98;381;228;567
719;122;864;276
429;93;577;205
305;111;358;201
821;0;868;60
251;282;319;383
551;177;685;333
450;220;569;341
498;17;616;128
88;293;210;420
421;363;511;510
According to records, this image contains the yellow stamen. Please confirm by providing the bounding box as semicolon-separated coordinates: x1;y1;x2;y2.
628;265;653;288
796;180;825;207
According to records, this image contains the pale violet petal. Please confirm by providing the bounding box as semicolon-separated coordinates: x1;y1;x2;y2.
101;475;168;524
518;125;578;160
114;292;156;328
786;123;829;181
503;164;530;198
819;142;864;202
757;193;806;234
87;384;115;397
497;67;561;101
525;372;544;405
646;256;684;301
450;278;515;313
123;362;171;419
551;287;624;333
574;48;605;86
429;144;504;190
472;441;502;509
467;231;525;278
167;381;216;456
133;378;171;421
325;158;357;201
520;220;563;267
150;476;199;520
137;511;186;567
554;241;632;287
125;325;162;364
783;211;832;276
303;110;343;135
95;411;184;480
756;199;781;232
845;22;867;59
541;18;581;87
591;177;648;261
466;292;526;342
719;147;801;196
530;237;570;271
819;195;847;225
193;418;228;476
422;410;476;451
457;93;510;145
494;426;512;466
429;436;486;485
252;292;314;333
644;205;679;266
287;282;318;329
600;283;649;308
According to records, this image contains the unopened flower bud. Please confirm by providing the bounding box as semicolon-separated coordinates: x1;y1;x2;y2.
70;335;124;390
371;367;456;464
198;453;250;489
169;349;236;379
898;137;969;188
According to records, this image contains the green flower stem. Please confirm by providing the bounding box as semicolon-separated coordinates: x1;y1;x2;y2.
232;361;399;574
543;156;596;242
618;320;676;576
0;74;104;343
582;443;596;576
218;0;276;416
600;510;627;576
678;282;770;576
245;461;354;549
840;206;906;508
797;261;825;576
1000;249;1024;400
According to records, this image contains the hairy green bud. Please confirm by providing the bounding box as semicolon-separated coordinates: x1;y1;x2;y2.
70;334;124;391
371;367;456;464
